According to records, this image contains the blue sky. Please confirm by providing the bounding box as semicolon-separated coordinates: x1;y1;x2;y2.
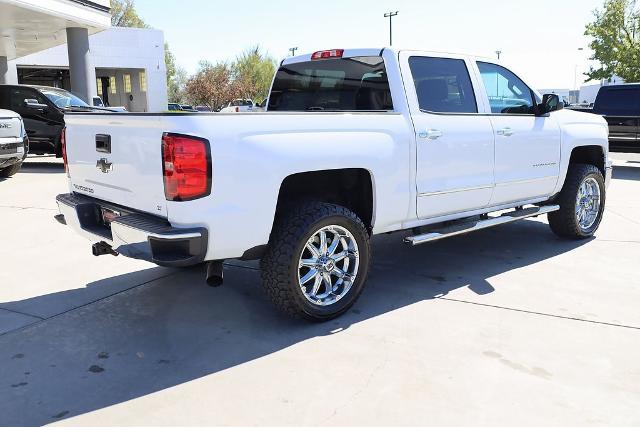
134;0;605;90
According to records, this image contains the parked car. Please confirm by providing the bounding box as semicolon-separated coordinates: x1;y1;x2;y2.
168;103;182;111
0;109;28;177
93;96;127;112
56;48;611;321
180;105;198;113
253;99;268;112
571;84;640;152
220;99;255;112
0;85;115;156
196;106;212;112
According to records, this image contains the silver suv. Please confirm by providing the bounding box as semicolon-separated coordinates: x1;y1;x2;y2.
0;109;28;178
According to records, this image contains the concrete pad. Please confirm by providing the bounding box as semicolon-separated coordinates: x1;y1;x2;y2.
0;266;637;426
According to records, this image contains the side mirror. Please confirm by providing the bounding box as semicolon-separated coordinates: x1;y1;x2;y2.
24;99;49;110
537;94;564;115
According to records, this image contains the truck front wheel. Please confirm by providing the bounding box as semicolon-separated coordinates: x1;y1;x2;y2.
548;163;605;239
260;202;371;321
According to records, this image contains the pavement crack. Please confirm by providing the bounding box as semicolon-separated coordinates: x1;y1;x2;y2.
0;307;44;320
0;270;182;337
0;205;57;211
606;209;640;227
437;297;640;330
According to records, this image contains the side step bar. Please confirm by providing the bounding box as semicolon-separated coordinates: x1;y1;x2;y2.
404;205;560;246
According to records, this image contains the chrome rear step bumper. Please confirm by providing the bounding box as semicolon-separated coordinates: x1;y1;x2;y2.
405;205;560;246
56;193;208;267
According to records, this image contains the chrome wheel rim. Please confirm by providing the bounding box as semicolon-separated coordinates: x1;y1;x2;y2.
576;177;601;231
298;225;360;306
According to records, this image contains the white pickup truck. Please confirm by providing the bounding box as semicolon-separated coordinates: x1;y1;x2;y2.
56;48;612;321
0;109;27;177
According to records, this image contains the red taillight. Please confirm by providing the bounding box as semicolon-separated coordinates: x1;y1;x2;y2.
311;49;344;60
61;127;69;177
162;133;211;201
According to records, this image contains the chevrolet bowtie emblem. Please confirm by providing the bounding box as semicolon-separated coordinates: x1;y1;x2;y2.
96;158;113;173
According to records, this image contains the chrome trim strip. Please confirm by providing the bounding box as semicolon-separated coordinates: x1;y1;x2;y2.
494;176;558;187
418;184;494;197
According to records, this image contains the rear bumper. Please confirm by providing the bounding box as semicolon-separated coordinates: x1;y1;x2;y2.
56;193;208;267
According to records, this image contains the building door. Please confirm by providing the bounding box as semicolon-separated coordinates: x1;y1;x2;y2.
99;77;110;106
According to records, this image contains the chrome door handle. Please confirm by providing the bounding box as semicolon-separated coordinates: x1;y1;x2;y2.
496;127;514;137
419;129;443;140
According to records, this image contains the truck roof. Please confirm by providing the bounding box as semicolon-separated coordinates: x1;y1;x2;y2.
282;47;497;66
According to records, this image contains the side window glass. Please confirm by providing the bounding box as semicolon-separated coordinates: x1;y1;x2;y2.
9;89;45;111
477;62;534;114
409;56;478;114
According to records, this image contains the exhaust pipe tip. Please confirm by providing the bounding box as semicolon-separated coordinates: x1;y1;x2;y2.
92;241;118;257
205;261;224;287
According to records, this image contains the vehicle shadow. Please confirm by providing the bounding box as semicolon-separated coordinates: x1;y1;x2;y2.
0;220;588;425
613;165;640;181
18;161;64;174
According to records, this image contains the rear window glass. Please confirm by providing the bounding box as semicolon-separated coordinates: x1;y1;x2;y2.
268;56;393;111
596;88;640;115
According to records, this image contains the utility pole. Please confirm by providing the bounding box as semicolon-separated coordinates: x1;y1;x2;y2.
289;47;298;57
495;50;502;60
384;11;399;46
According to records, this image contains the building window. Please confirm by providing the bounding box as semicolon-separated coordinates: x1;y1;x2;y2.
110;76;117;94
139;71;147;92
124;74;132;93
96;78;103;96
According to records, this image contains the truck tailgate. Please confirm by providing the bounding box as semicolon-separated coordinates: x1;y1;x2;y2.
65;114;168;218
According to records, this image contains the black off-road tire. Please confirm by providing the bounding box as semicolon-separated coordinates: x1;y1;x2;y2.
0;162;22;178
260;202;371;322
548;163;605;239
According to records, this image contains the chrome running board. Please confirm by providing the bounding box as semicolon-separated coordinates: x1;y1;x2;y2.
404;205;560;246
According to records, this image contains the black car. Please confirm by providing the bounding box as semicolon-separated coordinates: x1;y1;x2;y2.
574;84;640;153
0;85;112;156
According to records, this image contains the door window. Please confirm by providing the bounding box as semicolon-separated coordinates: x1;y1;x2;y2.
477;62;535;114
409;57;477;114
595;88;640;116
9;88;47;111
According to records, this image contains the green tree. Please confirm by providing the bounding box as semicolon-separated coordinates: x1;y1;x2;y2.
110;0;148;28
233;46;277;102
585;0;640;82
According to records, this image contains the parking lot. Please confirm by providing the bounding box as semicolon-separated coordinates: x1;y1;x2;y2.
0;154;638;426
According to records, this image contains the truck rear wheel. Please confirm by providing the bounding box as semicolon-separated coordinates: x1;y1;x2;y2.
548;163;605;239
0;162;22;178
260;202;371;321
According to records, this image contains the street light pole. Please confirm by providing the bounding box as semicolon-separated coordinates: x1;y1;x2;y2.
289;47;298;57
384;11;399;46
495;50;502;60
574;47;584;91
